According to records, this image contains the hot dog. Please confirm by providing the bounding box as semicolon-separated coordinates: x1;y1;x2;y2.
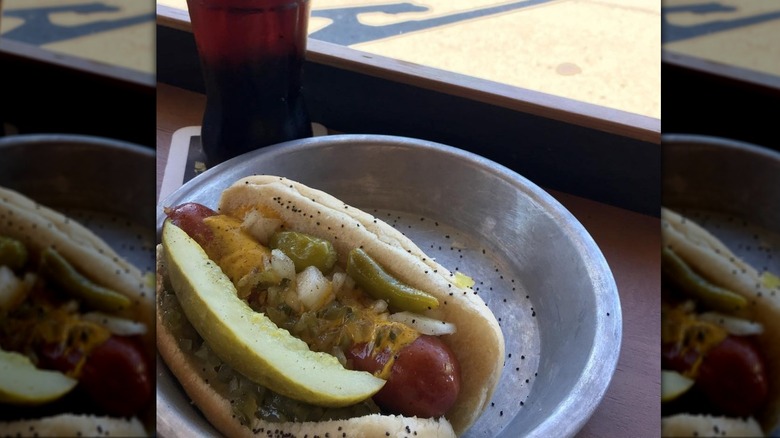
165;201;462;417
661;207;780;437
157;176;505;437
0;186;154;437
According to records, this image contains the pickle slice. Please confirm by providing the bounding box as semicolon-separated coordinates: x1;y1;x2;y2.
661;370;694;402
162;221;385;407
0;349;77;405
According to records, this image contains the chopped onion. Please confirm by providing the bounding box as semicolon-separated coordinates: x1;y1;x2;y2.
296;265;333;311
331;272;347;294
0;265;16;290
241;209;282;245
270;249;296;280
283;285;303;312
228;375;240;393
370;299;388;313
82;312;148;336
389;311;457;336
194;343;209;360
0;267;34;313
63;300;79;313
699;312;764;336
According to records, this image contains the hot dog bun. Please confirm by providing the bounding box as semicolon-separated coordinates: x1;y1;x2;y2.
0;186;155;436
662;207;780;434
157;176;505;436
0;414;147;437
661;413;763;437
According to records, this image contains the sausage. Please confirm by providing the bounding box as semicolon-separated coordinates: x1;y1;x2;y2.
696;336;768;417
79;335;153;417
39;336;153;417
38;342;83;374
663;335;768;418
347;335;461;418
164;202;218;246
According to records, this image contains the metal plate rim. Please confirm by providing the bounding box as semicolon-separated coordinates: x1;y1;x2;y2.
662;133;780;161
0;132;154;158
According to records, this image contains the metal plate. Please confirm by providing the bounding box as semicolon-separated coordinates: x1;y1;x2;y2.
156;134;622;438
662;133;780;434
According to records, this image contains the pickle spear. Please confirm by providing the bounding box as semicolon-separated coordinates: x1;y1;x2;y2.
162;221;385;407
347;248;439;313
662;247;747;313
40;247;131;312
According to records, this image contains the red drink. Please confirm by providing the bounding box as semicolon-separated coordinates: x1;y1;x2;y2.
187;0;313;167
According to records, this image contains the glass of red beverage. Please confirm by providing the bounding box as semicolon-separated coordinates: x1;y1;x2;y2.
186;0;313;167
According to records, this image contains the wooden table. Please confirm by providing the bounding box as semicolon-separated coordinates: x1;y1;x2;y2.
156;82;661;438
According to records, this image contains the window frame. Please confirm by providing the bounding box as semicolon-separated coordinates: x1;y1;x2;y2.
158;4;661;216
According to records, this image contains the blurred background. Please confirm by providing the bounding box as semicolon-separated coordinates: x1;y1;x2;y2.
662;0;780;151
0;0;155;147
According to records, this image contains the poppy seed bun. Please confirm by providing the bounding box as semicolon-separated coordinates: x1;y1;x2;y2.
0;414;147;437
661;413;763;437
